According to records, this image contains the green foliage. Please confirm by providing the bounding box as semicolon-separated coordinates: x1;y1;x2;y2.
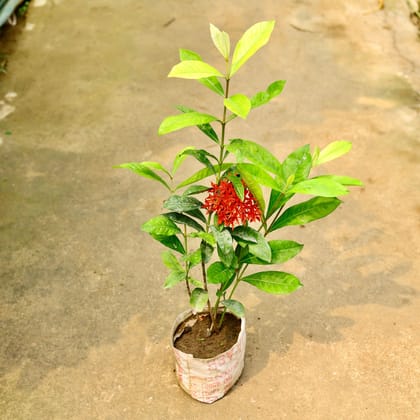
118;20;362;333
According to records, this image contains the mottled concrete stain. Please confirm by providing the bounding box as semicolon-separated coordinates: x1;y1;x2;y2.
1;0;419;419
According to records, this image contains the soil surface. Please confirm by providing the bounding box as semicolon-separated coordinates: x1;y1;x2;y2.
174;312;241;359
1;1;419;419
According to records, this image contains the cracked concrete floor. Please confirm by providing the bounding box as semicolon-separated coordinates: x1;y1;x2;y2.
0;0;419;419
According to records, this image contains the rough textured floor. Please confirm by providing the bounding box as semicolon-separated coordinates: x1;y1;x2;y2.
0;0;419;418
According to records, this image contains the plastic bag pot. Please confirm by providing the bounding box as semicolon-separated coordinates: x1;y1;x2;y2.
171;309;246;404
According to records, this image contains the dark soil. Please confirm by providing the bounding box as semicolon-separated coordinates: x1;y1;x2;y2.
174;312;241;359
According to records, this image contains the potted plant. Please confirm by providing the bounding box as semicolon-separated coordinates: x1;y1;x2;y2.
117;21;362;403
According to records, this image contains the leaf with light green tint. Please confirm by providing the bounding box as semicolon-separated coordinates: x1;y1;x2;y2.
168;60;223;79
164;212;204;232
314;175;363;186
288;178;348;197
227;139;283;175
189;231;216;246
198;76;225;96
251;80;286;108
242;271;302;294
224;94;251;119
151;234;185;254
177;148;217;173
210;23;230;60
190;288;209;312
182;185;209;196
282;144;312;184
179;48;202;61
266;190;294;219
176;163;232;189
172;146;195;174
211;227;235;267
313;141;352;166
243;240;303;265
164;270;186;288
159;112;218;135
207;261;235;284
163;195;202;212
142;215;181;236
115;163;171;190
222;299;245;318
268;197;341;232
178;51;224;96
161;250;184;272
230;21;275;77
231;226;259;244
182;249;202;267
226;171;245;201
236;166;265;213
237;163;282;191
248;232;271;263
176;105;220;142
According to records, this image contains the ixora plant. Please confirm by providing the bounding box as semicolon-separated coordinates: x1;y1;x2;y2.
118;21;362;403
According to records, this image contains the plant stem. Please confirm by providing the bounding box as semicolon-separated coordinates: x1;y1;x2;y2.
217;78;231;180
183;224;191;297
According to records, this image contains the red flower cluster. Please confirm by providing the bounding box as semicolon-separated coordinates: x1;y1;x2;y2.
202;179;262;228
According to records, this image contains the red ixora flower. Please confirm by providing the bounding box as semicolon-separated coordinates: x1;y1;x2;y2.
202;179;262;228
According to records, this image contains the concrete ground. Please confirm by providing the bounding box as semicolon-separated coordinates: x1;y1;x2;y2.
1;0;419;418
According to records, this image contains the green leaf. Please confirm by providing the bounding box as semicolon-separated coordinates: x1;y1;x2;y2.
237;163;282;191
200;240;214;263
178;148;217;172
269;197;341;232
161;250;184;271
190;288;209;312
210;23;230;60
231;226;259;244
227;139;283;175
224;94;251;119
248;232;271;263
142;215;181;236
198;76;225;96
163;195;202;212
242;271;302;294
179;48;202;61
151;234;185;254
115;162;171;190
159;112;218;135
186;208;207;223
182;185;209;196
251;80;286;108
230;21;275;77
282;145;312;184
243;240;303;265
266;191;293;219
222;299;245;318
168;60;223;79
189;231;216;246
178;51;224;96
183;249;202;267
314;175;363;186
176;105;220;143
164;212;204;232
207;262;235;284
236;166;265;213
225;171;245;201
176;163;232;189
172;146;195;174
164;270;186;289
211;227;235;267
289;178;349;197
314;141;352;166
